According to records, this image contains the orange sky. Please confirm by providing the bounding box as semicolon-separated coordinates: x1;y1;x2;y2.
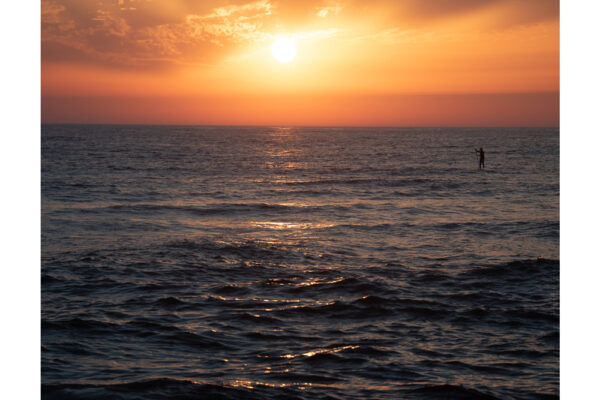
41;0;559;126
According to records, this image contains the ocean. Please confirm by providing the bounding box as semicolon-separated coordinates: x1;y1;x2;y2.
41;125;559;399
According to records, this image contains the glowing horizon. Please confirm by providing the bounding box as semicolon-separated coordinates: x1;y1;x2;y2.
41;0;559;126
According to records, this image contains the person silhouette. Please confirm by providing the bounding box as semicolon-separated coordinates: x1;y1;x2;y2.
475;147;485;169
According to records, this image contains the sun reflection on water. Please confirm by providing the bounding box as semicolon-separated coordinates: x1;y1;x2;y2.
226;379;314;390
252;221;336;230
257;345;361;361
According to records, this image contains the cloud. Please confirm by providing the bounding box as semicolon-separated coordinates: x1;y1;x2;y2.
42;0;278;67
41;0;559;68
355;0;557;26
316;1;344;18
135;0;274;63
41;1;66;23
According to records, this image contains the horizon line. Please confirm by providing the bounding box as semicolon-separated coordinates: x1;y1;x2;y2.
40;122;560;129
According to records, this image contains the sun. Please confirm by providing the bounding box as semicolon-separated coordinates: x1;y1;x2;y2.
271;37;297;63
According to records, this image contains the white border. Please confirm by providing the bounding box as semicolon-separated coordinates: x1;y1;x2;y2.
561;0;600;398
1;2;40;398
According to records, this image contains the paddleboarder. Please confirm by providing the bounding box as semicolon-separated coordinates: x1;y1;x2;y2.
475;147;485;169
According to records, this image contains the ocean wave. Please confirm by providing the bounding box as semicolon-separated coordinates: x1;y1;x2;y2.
42;317;119;333
204;296;267;309
41;274;65;284
234;312;283;325
42;317;235;353
72;202;355;217
464;258;559;278
285;276;386;295
273;300;388;319
155;296;187;307
408;384;500;400
269;295;451;321
162;331;232;349
279;177;459;189
213;284;251;295
42;378;276;400
242;331;318;343
165;238;300;262
443;360;513;375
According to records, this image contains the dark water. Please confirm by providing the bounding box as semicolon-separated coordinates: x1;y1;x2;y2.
41;125;559;399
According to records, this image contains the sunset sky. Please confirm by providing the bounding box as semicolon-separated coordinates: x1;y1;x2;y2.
41;0;559;126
